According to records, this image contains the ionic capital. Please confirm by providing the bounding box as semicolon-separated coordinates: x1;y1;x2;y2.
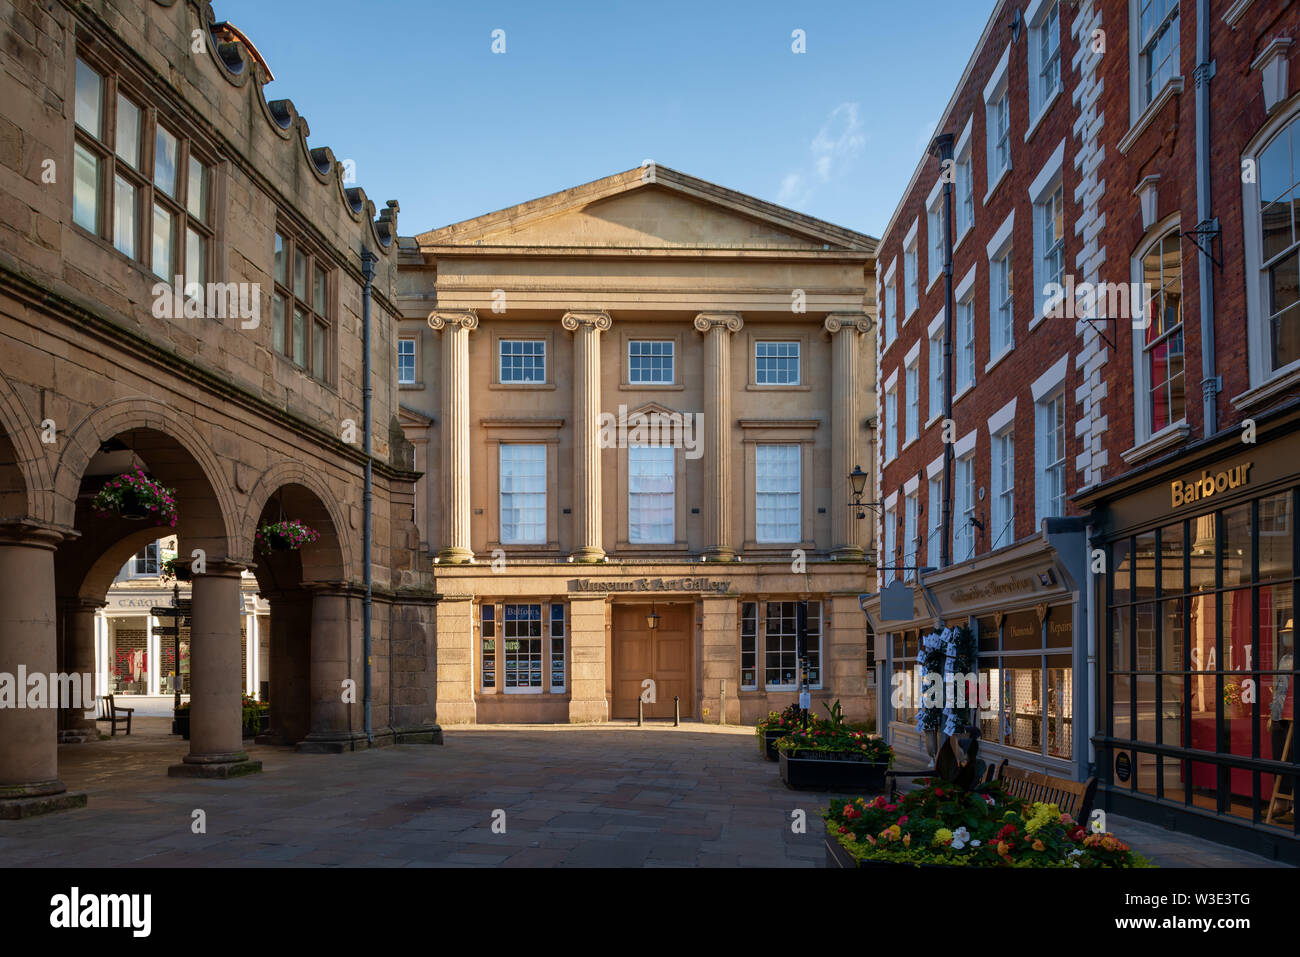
824;312;873;335
427;310;479;333
561;311;613;332
693;312;744;334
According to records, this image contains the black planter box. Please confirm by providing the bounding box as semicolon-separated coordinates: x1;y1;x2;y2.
778;750;889;791
242;711;270;739
824;836;962;869
173;709;190;739
759;727;791;761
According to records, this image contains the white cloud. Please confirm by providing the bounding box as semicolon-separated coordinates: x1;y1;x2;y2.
778;102;866;209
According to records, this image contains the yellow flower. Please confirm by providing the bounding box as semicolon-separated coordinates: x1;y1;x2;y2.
933;827;954;846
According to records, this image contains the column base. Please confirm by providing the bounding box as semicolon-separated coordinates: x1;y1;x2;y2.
435;702;477;725
57;729;93;744
295;730;371;754
700;547;737;562
570;546;606;564
437;546;474;565
168;751;262;778
393;722;444;745
830;545;866;561
0;791;87;819
568;699;608;723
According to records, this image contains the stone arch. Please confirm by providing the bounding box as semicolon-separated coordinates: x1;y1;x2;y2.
242;460;353;584
52;397;241;559
0;370;54;524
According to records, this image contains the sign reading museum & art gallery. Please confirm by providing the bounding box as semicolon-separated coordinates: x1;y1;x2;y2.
569;577;731;594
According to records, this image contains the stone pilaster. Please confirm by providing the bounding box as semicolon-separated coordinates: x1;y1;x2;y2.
298;586;369;753
561;311;612;563
567;596;608;723
169;561;262;778
826;593;875;723
693;313;743;561
57;597;103;743
263;590;312;745
0;525;87;818
434;596;476;725
824;313;872;560
428;310;478;564
699;596;740;724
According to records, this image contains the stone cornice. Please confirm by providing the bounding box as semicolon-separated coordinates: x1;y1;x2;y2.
693;313;744;333
560;311;613;332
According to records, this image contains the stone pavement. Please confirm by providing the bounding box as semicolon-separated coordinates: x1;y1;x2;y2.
0;719;1289;867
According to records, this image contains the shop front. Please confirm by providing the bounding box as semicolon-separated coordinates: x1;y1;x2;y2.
1079;406;1300;860
861;521;1091;782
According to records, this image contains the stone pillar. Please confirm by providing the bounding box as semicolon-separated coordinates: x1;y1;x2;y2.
0;525;86;818
568;596;608;723
265;590;312;745
561;311;612;563
57;597;103;743
825;314;872;560
428;310;478;564
434;596;476;724
699;597;741;724
168;562;261;778
693;313;743;561
299;586;368;753
826;593;875;723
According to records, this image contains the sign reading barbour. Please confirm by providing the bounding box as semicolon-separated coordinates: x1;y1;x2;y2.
1170;462;1253;508
569;577;732;594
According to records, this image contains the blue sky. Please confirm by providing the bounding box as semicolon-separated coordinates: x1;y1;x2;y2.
215;0;995;238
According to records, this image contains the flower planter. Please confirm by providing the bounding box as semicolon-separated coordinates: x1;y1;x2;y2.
118;489;151;520
173;708;190;740
266;532;293;552
779;750;889;792
760;727;791;761
242;711;270;739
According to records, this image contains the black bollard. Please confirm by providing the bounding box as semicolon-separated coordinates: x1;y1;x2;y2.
674;695;680;727
638;695;643;727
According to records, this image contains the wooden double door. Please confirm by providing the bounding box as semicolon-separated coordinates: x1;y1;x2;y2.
612;604;694;719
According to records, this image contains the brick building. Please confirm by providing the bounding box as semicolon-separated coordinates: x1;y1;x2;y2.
865;0;1300;861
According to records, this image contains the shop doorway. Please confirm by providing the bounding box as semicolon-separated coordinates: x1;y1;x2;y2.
612;603;694;719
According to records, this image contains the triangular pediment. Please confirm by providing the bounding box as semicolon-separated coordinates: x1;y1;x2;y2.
415;167;876;253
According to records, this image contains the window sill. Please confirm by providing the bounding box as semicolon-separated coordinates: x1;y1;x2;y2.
953;224;973;256
984;342;1015;374
903;306;919;326
1023;86;1062;143
1230;363;1300;411
1118;76;1185;155
983;165;1011;205
488;382;556;391
901;434;919;453
1027;305;1052;334
925;411;943;431
398;382;425;391
1119;420;1190;465
745;382;810;392
615;542;690;554
953;380;975;405
619;382;684;392
926;271;943;296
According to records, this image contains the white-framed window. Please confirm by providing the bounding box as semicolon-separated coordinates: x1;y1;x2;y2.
755;341;801;384
128;541;159;577
499;443;546;544
549;603;566;693
884;381;898;462
955;115;975;240
1134;0;1180;113
955;453;976;561
499;339;546;383
928;187;945;286
764;600;822;690
984;47;1012;190
991;429;1015;549
904;222;920;318
882;271;898;348
955;265;977;392
929;323;945;421
628;339;674;384
1027;1;1062;123
755;444;801;543
882;502;897;585
1244;110;1300;388
397;338;416;385
627;445;674;544
905;356;920;442
903;490;919;582
1036;390;1067;525
991;249;1014;357
1029;141;1067;323
502;603;543;692
740;601;758;690
927;473;943;564
1135;228;1185;438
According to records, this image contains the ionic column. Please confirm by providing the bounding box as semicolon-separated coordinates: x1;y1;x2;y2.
298;585;368;753
693;313;743;561
0;525;86;818
825;313;873;560
562;311;612;563
57;597;103;743
168;561;262;778
428;310;478;564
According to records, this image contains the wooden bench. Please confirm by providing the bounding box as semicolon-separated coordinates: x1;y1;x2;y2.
96;694;133;736
991;759;1097;824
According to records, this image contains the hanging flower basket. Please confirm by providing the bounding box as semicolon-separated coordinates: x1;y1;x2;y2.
256;519;320;553
159;556;192;583
91;469;178;527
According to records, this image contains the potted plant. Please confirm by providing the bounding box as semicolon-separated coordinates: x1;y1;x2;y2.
256;519;320;553
91;469;178;527
777;700;894;791
173;699;190;739
755;702;817;761
241;694;270;738
158;555;192;583
822;779;1151;869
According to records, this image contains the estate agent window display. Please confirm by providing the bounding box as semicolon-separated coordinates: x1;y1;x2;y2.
1104;488;1299;831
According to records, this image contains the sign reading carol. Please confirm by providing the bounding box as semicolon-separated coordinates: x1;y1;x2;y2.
1170;462;1253;508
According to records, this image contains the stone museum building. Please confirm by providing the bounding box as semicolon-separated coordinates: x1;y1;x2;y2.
395;167;880;726
0;0;438;817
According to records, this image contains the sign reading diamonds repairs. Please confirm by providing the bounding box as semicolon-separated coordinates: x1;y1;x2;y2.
1170;462;1253;508
569;577;731;594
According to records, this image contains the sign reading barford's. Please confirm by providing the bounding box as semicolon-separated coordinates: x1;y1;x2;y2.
569;577;731;594
1170;462;1253;508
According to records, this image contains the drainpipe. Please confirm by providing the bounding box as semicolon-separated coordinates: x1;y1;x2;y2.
1194;0;1220;436
361;246;377;745
929;133;956;568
